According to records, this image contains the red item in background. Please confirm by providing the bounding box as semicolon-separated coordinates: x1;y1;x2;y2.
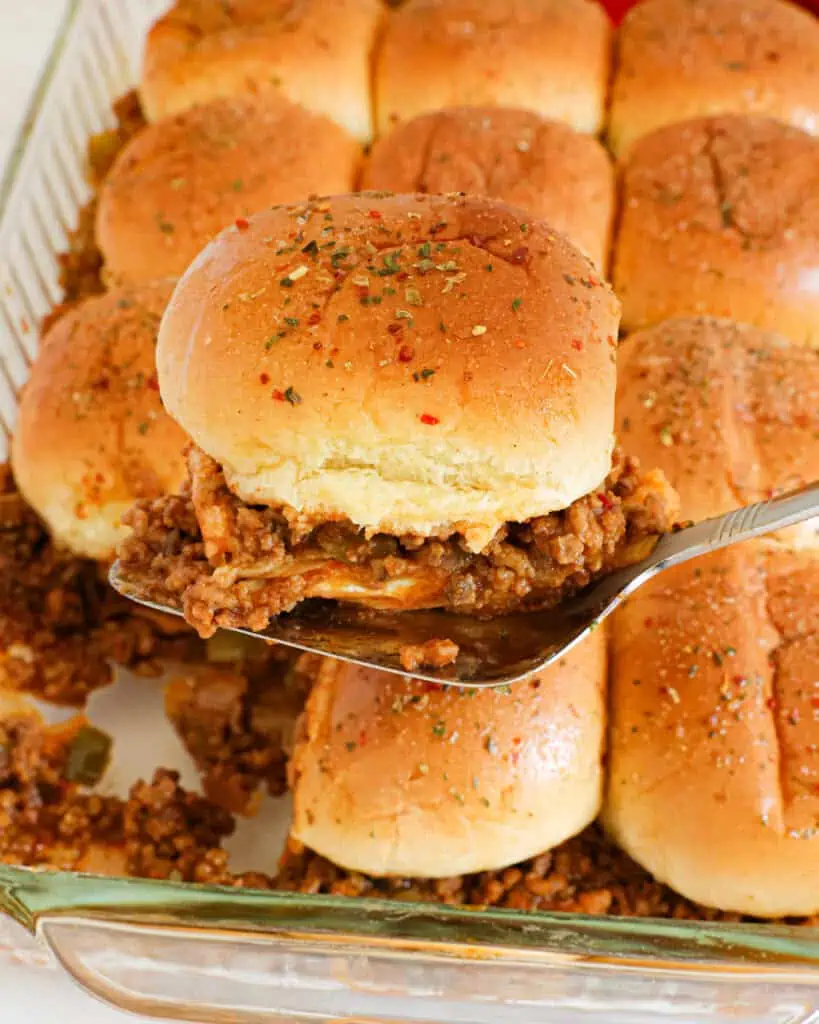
600;0;819;23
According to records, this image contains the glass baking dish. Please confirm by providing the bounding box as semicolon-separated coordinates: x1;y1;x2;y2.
1;1;819;1020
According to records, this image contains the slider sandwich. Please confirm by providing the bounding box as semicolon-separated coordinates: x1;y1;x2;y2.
119;192;678;638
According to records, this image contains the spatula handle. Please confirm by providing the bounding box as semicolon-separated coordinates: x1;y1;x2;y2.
646;480;819;572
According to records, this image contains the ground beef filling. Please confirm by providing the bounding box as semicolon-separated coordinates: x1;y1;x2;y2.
119;447;678;638
0;719;812;924
165;651;318;814
0;464;201;705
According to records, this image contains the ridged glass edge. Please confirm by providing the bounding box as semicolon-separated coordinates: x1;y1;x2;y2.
0;0;82;219
2;864;819;971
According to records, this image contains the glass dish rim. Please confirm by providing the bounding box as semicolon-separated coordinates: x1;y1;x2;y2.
0;0;817;977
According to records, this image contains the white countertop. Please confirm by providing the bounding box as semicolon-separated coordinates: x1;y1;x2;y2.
0;3;168;1020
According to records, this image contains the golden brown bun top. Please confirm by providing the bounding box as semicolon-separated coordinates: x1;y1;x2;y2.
140;0;383;140
606;544;819;917
96;93;360;287
613;115;819;344
157;192;620;548
290;632;606;877
375;0;612;136
363;106;614;271
616;317;819;543
11;283;188;560
609;0;819;156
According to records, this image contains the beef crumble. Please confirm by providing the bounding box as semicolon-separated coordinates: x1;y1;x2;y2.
275;829;817;926
119;447;678;638
165;650;317;814
0;464;201;705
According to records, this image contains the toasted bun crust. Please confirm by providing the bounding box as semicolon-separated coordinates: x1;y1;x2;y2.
613;116;819;346
375;0;612;137
140;0;383;140
609;0;819;157
616;317;819;548
290;634;605;877
11;283;188;560
157;192;620;550
96;94;360;286
605;544;819;917
362;107;614;271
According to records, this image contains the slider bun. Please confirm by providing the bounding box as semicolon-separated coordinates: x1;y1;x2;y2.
157;192;620;550
290;634;606;877
609;0;819;157
97;94;360;286
616;317;819;548
12;283;188;561
613;116;819;346
605;544;819;917
363;107;614;271
375;0;612;137
140;0;382;140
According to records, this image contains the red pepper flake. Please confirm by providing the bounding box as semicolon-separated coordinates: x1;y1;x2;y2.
423;681;443;692
420;413;439;425
397;271;409;282
259;372;270;385
597;492;614;510
398;344;414;362
387;322;403;336
146;374;159;391
644;617;654;628
356;285;370;299
368;209;382;219
307;311;321;326
312;341;323;351
572;339;584;351
235;217;250;230
766;697;777;710
272;389;286;401
510;246;529;263
359;730;367;746
812;696;819;709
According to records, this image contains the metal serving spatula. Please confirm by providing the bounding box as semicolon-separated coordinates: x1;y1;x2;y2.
109;481;819;688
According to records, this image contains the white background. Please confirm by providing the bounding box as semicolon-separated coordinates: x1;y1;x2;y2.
0;1;172;1020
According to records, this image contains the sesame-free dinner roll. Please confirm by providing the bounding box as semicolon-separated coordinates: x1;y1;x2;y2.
613;115;819;346
290;633;606;877
608;0;819;157
375;0;612;137
363;107;614;271
97;93;360;286
616;317;819;545
11;282;188;561
605;544;819;918
140;0;383;141
156;192;620;546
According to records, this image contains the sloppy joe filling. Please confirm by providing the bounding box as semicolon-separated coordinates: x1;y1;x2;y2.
119;446;678;638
